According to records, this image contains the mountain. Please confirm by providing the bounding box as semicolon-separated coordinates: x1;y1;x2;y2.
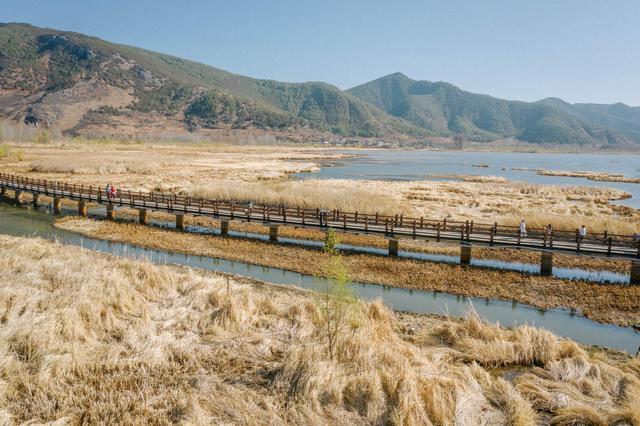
0;23;638;147
348;73;636;146
0;23;424;140
537;98;640;142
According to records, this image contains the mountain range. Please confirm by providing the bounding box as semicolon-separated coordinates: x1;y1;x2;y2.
1;23;639;148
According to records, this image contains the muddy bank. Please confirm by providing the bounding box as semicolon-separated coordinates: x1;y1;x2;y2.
55;216;640;328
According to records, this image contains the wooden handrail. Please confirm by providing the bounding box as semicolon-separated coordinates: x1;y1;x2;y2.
0;172;638;256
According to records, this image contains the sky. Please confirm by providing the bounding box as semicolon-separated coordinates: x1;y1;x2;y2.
2;0;639;105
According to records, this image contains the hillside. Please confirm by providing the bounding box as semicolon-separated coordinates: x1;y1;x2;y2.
1;23;638;147
0;23;424;140
348;73;636;146
538;97;640;142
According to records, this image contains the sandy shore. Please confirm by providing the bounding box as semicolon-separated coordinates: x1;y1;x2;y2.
55;216;640;328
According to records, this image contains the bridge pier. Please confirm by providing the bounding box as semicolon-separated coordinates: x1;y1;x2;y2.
138;209;148;225
388;239;399;256
631;261;640;285
175;214;185;230
460;244;472;265
106;204;115;220
53;197;63;214
32;193;40;207
269;225;279;242
78;200;88;217
14;190;22;205
220;220;229;236
540;251;553;275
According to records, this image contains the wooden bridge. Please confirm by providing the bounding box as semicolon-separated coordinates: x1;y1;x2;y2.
1;172;638;283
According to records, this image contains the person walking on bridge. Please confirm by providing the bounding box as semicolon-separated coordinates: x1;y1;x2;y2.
105;183;112;200
579;225;587;241
519;219;527;238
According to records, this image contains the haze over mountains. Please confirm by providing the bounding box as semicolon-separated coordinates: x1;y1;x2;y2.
1;23;638;148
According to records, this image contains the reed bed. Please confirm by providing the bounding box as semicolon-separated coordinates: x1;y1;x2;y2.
191;179;403;214
1;235;638;424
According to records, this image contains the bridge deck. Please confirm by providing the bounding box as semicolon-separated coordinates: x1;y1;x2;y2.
1;173;639;260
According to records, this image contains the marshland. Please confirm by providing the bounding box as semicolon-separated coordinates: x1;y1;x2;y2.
1;135;639;424
1;235;639;424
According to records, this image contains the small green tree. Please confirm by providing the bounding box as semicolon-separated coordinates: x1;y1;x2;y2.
323;228;340;255
317;253;358;360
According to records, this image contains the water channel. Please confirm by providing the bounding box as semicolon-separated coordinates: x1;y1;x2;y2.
1;203;638;353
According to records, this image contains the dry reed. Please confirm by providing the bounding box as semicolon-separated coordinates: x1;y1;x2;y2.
1;235;638;424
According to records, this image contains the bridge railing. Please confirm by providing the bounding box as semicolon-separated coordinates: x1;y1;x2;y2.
1;172;638;255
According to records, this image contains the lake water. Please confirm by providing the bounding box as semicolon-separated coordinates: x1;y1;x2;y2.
0;203;638;353
295;150;640;208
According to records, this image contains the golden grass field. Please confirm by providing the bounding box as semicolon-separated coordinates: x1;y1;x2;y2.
1;235;639;424
55;216;640;328
0;139;638;234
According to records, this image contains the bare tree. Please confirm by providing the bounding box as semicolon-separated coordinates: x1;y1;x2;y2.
453;133;465;150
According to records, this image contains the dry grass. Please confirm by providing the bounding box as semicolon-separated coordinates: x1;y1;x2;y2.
1;234;638;424
1;140;638;233
55;217;640;328
191;179;402;214
535;169;640;184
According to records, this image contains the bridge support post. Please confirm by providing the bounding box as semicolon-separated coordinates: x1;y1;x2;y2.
78;200;87;217
32;193;40;207
175;214;185;230
14;190;22;205
220;220;229;236
388;239;399;256
269;225;279;242
460;244;472;265
540;251;553;275
631;261;640;285
53;197;63;214
138;209;148;225
106;204;115;220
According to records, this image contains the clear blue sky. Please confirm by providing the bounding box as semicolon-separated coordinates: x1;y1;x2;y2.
3;0;639;105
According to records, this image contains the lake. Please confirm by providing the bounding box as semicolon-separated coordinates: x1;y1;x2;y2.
296;150;640;208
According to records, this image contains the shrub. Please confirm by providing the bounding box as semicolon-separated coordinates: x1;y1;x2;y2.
323;228;340;255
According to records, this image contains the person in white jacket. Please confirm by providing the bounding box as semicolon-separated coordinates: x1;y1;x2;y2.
579;225;587;240
519;219;527;237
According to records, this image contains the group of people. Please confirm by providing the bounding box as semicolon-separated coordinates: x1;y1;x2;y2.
519;219;587;240
105;183;117;199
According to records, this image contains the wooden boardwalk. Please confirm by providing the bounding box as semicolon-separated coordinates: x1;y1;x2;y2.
1;173;639;266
